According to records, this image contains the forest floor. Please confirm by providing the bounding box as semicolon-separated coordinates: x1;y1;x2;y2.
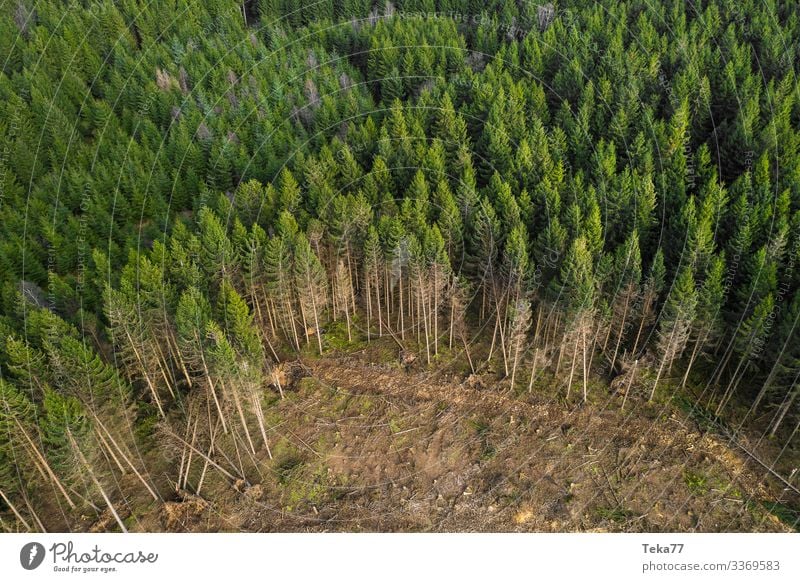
104;334;799;533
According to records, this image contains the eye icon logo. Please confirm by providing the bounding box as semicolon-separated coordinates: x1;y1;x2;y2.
20;542;46;570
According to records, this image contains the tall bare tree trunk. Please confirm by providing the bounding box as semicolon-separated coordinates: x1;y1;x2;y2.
770;391;798;437
566;332;579;400
91;413;159;500
449;299;455;349
528;348;539;393
67;430;128;533
199;349;228;434
650;323;679;402
621;359;638;410
14;418;75;508
611;290;631;372
0;489;31;531
433;270;439;355
121;327;164;417
680;338;701;389
582;324;588;403
365;276;372;341
418;274;431;364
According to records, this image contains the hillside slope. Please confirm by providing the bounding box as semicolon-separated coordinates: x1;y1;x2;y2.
102;348;798;532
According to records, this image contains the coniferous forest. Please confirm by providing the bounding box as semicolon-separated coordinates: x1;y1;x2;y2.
0;0;799;532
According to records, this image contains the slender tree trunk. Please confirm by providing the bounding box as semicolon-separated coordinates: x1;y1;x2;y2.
433;269;439;355
344;303;352;342
365;276;372;341
22;490;47;532
14;418;75;508
621;359;638;410
552;313;561;349
462;334;475;373
602;315;614;352
716;359;748;416
543;317;553;372
95;427;126;474
587;317;601;376
151;337;177;399
610;290;631;372
250;391;272;459
196;402;215;494
168;328;193;389
0;489;31;531
226;379;256;456
566;332;579;400
168;422;239;485
488;316;499;363
122;327;164;417
681;337;702;389
712;341;737;387
264;292;277;335
376;271;383;336
67;430;128;533
308;278;324;355
650;325;678;402
199;348;228;434
582;324;588;403
533;305;543;346
528;348;538;393
346;249;357;315
330;271;338;321
555;336;566;376
177;418;189;491
449;299;455;350
418;275;431;364
183;415;200;490
498;308;509;377
632;293;653;357
384;268;391;331
770;390;798;437
298;298;310;346
92;414;159;501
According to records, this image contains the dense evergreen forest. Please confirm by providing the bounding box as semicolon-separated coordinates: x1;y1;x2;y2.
0;0;799;531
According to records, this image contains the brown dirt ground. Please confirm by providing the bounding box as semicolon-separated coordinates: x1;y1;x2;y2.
110;345;799;533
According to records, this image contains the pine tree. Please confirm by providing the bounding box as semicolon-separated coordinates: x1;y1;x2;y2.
206;321;258;458
103;284;169;417
436;92;470;165
433;179;463;266
363;225;383;339
557;237;596;401
175;286;228;433
763;289;800;436
681;253;726;388
632;248;665;357
293;232;329;354
198;207;236;284
651;267;697;401
716;293;775;415
42;388;127;531
0;378;70;530
39;389;93;497
218;279;261;362
425;225;451;357
508;298;531;388
607;231;642;373
264;230;300;351
277;168;302;214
